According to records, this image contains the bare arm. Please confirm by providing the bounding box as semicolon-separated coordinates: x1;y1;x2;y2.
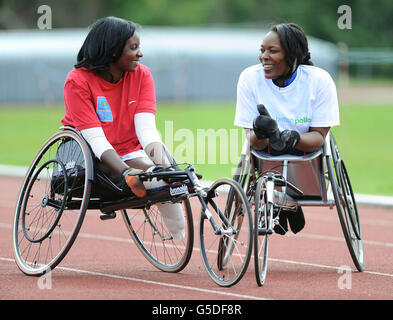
100;149;129;176
296;127;330;152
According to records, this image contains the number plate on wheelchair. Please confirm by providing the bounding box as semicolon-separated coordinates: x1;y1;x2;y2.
169;184;189;196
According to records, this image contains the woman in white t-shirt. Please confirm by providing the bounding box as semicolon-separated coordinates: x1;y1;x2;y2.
234;23;340;234
234;23;339;155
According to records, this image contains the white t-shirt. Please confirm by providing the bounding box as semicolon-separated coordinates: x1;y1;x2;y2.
234;64;340;134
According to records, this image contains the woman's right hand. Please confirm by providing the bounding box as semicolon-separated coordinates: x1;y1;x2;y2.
121;168;147;198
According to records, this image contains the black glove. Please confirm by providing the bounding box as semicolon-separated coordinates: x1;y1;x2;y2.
252;115;279;140
270;130;300;153
252;104;281;140
256;104;272;117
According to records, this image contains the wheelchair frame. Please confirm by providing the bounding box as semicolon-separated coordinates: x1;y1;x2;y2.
12;127;253;287
234;132;364;286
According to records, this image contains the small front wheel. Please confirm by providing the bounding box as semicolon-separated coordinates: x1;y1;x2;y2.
199;177;253;287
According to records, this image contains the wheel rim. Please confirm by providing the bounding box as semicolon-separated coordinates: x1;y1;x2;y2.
122;199;193;273
199;178;252;287
21;160;68;244
13;132;91;275
328;135;364;271
337;161;362;240
254;178;270;286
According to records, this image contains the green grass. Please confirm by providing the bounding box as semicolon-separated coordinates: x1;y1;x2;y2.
331;103;393;196
0;102;392;196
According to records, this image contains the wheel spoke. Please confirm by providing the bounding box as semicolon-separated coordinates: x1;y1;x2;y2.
122;199;193;273
199;178;252;287
13;130;90;276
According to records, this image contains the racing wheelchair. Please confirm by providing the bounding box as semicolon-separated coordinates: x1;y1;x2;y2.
233;131;364;286
12;126;253;287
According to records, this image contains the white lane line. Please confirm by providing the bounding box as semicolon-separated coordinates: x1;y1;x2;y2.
0;257;267;300
3;252;393;283
295;232;393;248
306;212;393;227
2;223;393;278
3;222;393;248
268;257;393;278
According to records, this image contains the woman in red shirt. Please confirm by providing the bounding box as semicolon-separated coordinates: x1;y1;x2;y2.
62;16;185;240
63;17;167;196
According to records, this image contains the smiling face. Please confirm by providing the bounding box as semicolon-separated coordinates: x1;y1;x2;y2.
259;31;289;80
111;32;142;74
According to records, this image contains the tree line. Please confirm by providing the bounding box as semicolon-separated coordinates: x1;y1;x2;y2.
1;0;392;48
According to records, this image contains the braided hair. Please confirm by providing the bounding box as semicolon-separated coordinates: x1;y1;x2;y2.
270;23;313;82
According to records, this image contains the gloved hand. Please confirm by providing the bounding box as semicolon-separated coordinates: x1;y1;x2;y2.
270;129;300;153
252;115;279;140
252;104;281;140
120;167;147;198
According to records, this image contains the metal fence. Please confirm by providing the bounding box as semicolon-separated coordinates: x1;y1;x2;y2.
0;26;340;104
342;48;393;78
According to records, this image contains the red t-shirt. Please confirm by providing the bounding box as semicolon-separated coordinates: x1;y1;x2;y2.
61;64;156;156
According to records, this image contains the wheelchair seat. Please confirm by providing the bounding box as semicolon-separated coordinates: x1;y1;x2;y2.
250;148;326;201
52;126;130;203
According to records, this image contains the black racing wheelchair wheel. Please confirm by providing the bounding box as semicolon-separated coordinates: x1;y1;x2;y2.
13;129;92;276
327;133;364;272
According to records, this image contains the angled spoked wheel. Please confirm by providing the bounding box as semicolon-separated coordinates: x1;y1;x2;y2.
199;177;253;287
13;130;92;276
327;133;364;272
121;198;194;273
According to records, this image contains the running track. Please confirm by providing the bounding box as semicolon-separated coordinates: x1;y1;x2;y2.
1;175;392;303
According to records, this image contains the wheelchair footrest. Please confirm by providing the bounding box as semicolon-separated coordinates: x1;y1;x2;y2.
100;211;117;220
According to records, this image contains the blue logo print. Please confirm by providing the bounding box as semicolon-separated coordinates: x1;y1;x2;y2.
97;96;113;121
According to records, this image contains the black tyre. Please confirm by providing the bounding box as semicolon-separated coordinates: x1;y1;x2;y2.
13;130;92;276
199;177;252;287
327;133;364;272
254;177;272;286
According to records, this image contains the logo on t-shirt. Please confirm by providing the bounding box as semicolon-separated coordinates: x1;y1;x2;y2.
96;96;113;121
276;116;311;126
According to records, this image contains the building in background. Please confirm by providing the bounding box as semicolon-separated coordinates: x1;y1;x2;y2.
0;27;339;104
